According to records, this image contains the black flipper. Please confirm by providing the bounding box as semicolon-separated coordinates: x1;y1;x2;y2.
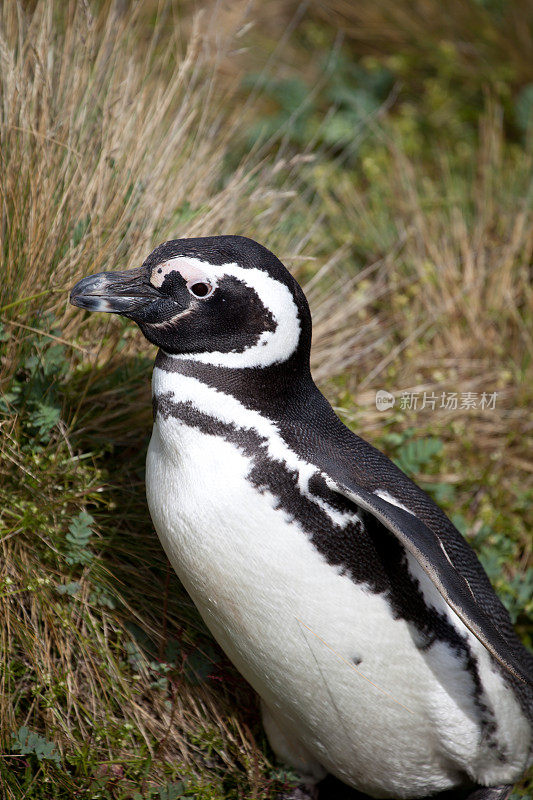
326;476;533;688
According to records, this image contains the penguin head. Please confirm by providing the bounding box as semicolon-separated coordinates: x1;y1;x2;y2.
70;236;311;369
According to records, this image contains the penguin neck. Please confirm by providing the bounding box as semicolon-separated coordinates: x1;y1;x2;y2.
153;347;316;420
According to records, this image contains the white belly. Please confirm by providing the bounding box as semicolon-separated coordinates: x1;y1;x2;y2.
146;415;530;797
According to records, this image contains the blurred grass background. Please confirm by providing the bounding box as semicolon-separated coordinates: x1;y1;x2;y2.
0;0;531;797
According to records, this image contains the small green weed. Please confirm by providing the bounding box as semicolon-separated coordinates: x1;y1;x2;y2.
64;510;95;566
473;525;533;629
378;428;455;506
55;581;81;597
242;49;393;159
0;318;69;448
11;726;61;765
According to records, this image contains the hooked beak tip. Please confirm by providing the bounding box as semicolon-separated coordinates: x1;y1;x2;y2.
69;268;156;315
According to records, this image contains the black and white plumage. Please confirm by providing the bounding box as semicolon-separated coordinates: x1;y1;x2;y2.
71;236;532;800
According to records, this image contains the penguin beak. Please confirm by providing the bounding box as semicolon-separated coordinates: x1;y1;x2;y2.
70;267;160;315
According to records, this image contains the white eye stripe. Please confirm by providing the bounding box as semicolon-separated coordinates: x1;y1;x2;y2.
160;258;300;368
149;255;300;367
150;257;217;289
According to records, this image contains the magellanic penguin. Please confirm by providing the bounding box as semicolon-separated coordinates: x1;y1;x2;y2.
70;236;532;800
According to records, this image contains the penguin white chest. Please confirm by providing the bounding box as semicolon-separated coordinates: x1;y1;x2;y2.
146;411;495;797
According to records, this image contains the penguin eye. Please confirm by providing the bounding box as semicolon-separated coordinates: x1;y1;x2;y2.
187;281;213;299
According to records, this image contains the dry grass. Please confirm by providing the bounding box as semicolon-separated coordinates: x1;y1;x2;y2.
319;108;533;452
0;2;381;796
0;2;270;326
0;0;370;379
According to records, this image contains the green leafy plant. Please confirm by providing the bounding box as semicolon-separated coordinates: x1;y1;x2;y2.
132;781;193;800
393;435;456;505
125;622;220;689
55;581;81;596
242;50;393;158
473;526;533;627
393;435;443;476
64;511;95;566
11;726;61;765
0;324;69;447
